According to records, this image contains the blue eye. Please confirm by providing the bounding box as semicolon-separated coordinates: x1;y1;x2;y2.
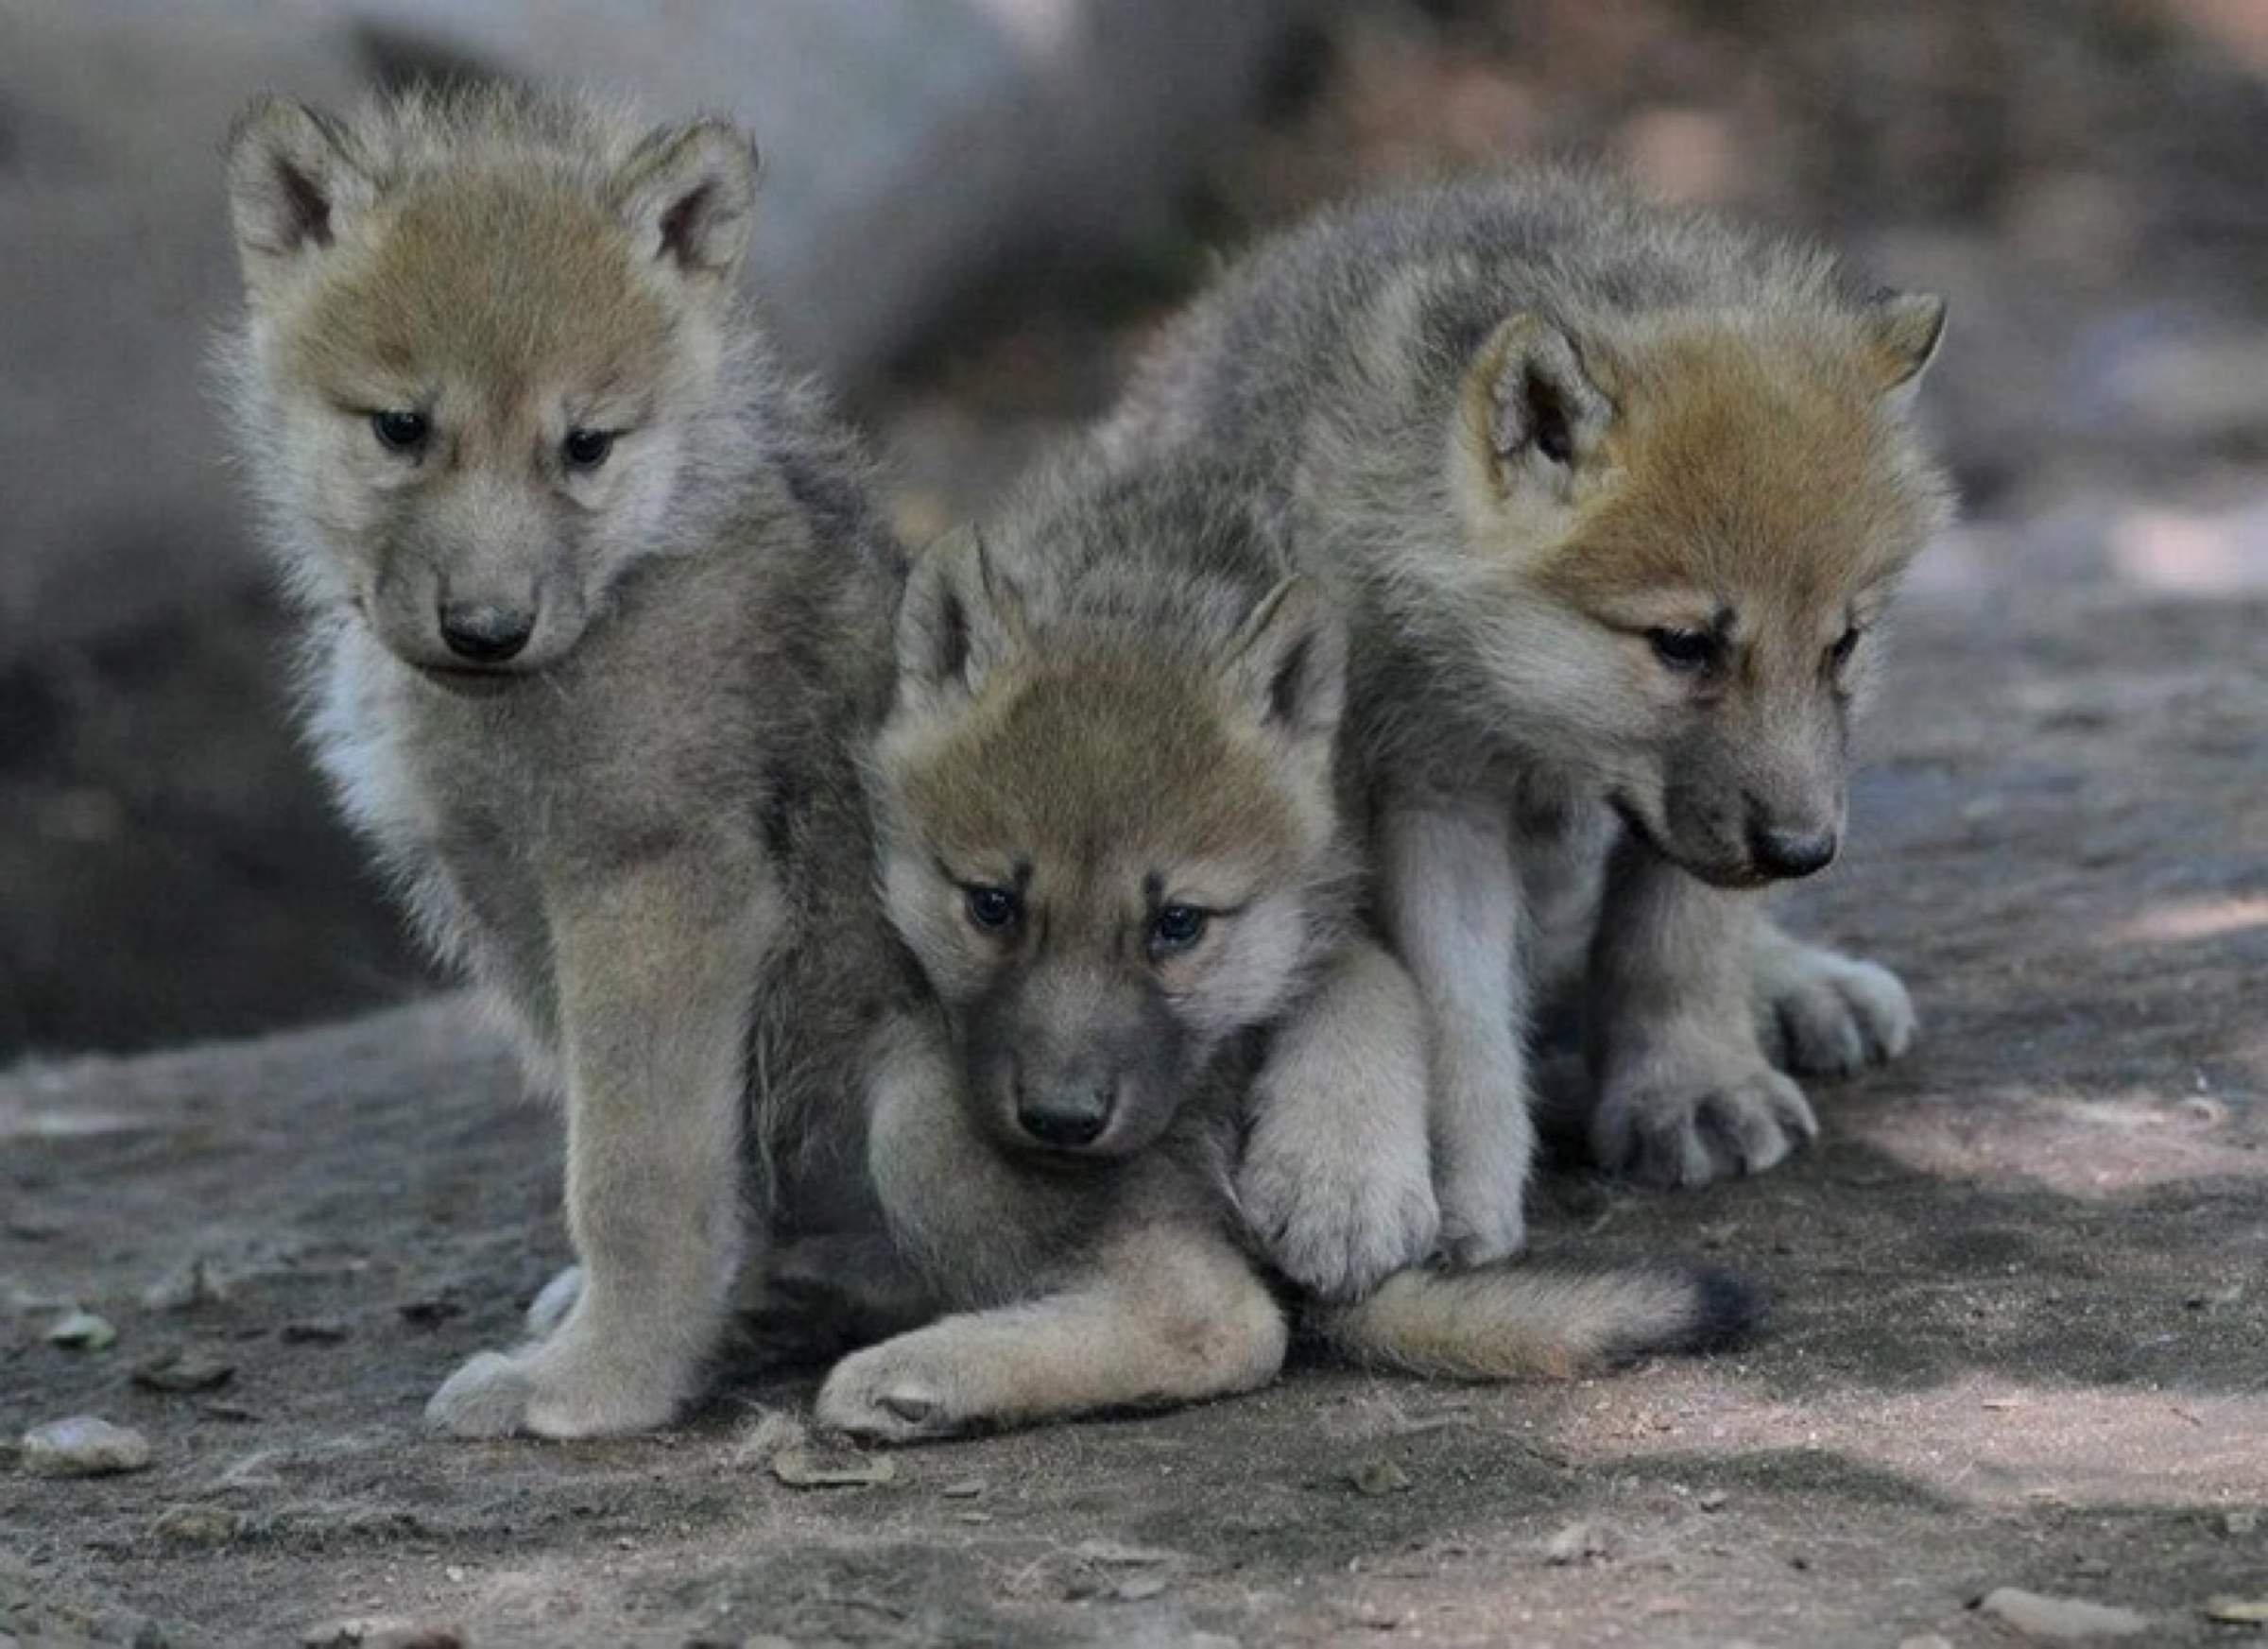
1149;904;1208;955
371;409;429;452
965;885;1020;933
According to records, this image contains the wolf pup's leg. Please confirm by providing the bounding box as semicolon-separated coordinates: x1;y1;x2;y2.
816;1216;1287;1441
1585;835;1816;1187
1238;935;1438;1300
427;861;772;1437
1750;917;1916;1077
1379;799;1534;1264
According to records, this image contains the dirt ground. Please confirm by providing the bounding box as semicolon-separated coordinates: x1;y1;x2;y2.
6;2;2268;1645
6;518;2267;1649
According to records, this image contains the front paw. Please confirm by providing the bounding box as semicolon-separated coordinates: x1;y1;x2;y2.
425;1324;687;1439
1591;1046;1817;1189
1239;1126;1439;1302
816;1341;965;1443
1434;1160;1529;1268
1755;945;1916;1077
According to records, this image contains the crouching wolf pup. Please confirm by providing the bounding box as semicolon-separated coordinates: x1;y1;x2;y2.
813;458;1761;1441
1105;173;1952;1262
219;88;906;1436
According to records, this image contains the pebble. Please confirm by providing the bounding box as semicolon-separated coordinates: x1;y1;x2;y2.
940;1477;987;1499
144;1257;226;1312
1977;1587;2153;1639
153;1503;242;1545
2225;1509;2259;1536
44;1308;117;1350
1113;1576;1169;1602
2203;1596;2268;1624
1697;1489;1729;1512
1543;1521;1613;1565
1348;1460;1411;1497
132;1348;235;1393
20;1416;153;1478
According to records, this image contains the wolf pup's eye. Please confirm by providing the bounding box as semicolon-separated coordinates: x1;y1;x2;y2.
562;428;615;472
1830;625;1863;666
371;410;429;453
1148;904;1209;956
1646;627;1717;672
964;885;1021;933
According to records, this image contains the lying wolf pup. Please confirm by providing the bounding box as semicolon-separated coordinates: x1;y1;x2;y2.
814;456;1760;1440
220;87;907;1436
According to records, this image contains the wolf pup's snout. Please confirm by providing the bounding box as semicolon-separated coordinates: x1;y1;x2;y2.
1747;818;1838;880
438;599;538;663
1014;1063;1117;1149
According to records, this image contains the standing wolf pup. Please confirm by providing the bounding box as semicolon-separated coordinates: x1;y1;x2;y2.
220;87;907;1436
814;456;1760;1440
1107;173;1951;1262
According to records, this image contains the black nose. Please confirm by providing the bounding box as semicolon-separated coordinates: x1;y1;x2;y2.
438;602;536;663
1016;1080;1114;1148
1750;823;1838;880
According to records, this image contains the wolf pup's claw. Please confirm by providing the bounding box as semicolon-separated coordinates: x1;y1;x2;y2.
1591;1052;1818;1189
1756;942;1917;1077
816;1346;961;1443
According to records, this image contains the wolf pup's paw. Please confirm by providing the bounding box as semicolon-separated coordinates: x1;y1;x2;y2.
1591;1044;1818;1189
1239;1118;1439;1302
1754;943;1916;1077
815;1341;968;1443
425;1324;686;1439
1433;1162;1530;1269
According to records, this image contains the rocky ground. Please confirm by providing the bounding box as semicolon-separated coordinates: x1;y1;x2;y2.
6;2;2267;1645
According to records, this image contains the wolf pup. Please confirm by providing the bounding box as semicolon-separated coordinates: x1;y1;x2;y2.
811;458;1761;1441
1104;173;1951;1263
219;87;905;1436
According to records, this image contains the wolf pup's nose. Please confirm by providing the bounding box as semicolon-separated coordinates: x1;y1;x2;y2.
438;602;536;663
1749;823;1838;880
1016;1079;1114;1149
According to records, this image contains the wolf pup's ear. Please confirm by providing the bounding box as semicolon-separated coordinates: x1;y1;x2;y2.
225;97;373;301
895;526;1026;712
1864;291;1947;404
1462;314;1613;499
615;119;760;290
1224;576;1346;745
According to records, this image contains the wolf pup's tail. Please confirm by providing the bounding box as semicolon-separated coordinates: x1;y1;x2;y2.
1309;1263;1764;1380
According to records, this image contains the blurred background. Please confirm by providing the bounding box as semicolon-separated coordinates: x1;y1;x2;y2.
3;0;2264;1061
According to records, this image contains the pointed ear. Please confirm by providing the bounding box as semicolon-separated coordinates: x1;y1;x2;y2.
225;97;373;301
1460;314;1614;497
614;119;759;289
1864;291;1947;403
894;526;1026;712
1223;576;1345;745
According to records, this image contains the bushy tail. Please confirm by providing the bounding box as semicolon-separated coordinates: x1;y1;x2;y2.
1309;1263;1764;1381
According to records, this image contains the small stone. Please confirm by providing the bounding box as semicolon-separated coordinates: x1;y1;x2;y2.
282;1318;351;1344
143;1258;225;1312
1543;1521;1613;1565
45;1308;117;1350
1113;1576;1169;1602
940;1476;987;1499
153;1504;242;1545
1348;1460;1411;1497
956;1510;991;1524
1697;1489;1729;1512
1976;1587;2153;1639
769;1445;895;1488
132;1348;235;1394
443;1566;465;1584
2225;1509;2259;1536
2203;1596;2268;1624
21;1417;153;1477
